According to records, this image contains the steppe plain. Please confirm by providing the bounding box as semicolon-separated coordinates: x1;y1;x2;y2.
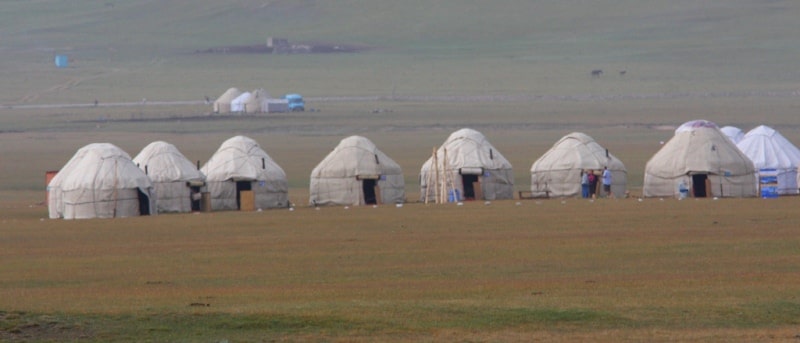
2;1;800;341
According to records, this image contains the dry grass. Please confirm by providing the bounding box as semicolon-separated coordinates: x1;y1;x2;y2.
2;194;800;341
3;1;800;340
2;99;800;340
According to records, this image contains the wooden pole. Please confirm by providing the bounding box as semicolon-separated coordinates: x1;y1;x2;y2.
442;149;449;204
112;158;118;217
433;148;440;203
424;147;436;204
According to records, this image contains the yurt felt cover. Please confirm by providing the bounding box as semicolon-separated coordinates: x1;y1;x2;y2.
420;128;514;201
310;136;405;206
201;136;288;210
48;143;156;219
644;120;757;198
530;132;627;198
133;141;206;212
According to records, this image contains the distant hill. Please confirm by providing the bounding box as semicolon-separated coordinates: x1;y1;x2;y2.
2;0;799;103
5;1;798;58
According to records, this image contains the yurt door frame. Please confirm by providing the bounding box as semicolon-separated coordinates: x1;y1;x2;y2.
357;175;381;205
236;181;252;209
459;168;483;200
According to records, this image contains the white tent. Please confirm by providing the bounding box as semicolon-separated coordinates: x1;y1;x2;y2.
48;143;156;219
310;136;405;206
201;136;289;210
133;141;206;213
420;128;514;202
230;92;252;113
644;120;757;198
720;126;745;144
530;132;627;198
213;88;242;113
736;125;800;195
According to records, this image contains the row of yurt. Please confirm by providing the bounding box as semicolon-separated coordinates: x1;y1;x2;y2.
308;124;798;202
231;88;271;113
214;88;281;114
52;122;790;219
48;136;292;219
314;124;798;202
311;129;623;204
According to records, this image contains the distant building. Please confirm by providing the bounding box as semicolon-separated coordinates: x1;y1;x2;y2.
267;37;290;54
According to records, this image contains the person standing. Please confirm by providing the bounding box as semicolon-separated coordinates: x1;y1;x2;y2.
580;169;590;198
602;166;613;198
587;169;597;199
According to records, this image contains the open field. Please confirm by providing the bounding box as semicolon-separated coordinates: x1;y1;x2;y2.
3;0;800;341
2;191;800;341
3;98;800;341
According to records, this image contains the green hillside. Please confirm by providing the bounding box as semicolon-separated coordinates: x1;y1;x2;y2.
2;0;799;103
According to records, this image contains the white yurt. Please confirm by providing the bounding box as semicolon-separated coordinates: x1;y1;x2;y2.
133;141;206;213
48;143;156;219
201;136;289;210
644;120;757;198
213;87;242;113
530;132;627;198
720;126;745;144
310;136;405;206
736;125;800;195
230;92;252;113
420;128;514;202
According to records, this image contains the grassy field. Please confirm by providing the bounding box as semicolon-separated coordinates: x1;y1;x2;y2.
3;1;800;341
2;193;800;341
3;99;800;341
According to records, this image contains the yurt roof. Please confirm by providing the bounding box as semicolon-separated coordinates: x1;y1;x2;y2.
133;141;205;183
674;119;719;134
720;126;745;144
202;136;286;182
231;92;252;104
531;132;626;172
311;136;402;178
424;128;511;170
49;143;152;191
737;125;800;169
215;87;242;103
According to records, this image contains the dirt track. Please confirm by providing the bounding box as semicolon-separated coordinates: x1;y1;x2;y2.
6;89;800;110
